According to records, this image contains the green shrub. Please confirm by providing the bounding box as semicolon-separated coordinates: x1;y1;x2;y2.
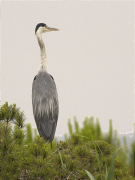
0;103;134;179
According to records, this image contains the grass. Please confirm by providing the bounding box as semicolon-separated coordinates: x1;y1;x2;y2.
84;146;124;180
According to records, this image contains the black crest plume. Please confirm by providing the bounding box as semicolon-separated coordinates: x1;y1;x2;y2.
35;23;46;34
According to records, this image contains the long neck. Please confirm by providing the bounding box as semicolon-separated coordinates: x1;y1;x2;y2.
36;31;48;72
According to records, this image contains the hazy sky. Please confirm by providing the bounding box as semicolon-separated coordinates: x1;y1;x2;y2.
1;1;134;136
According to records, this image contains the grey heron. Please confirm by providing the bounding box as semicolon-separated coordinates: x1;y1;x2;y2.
32;23;59;149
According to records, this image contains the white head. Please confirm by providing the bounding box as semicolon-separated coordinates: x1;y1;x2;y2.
35;23;59;35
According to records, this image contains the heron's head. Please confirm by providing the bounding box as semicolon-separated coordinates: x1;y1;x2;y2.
35;23;59;34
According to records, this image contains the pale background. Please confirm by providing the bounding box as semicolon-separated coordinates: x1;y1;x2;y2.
1;1;134;137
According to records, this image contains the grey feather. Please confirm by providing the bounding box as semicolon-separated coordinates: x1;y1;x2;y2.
32;71;59;142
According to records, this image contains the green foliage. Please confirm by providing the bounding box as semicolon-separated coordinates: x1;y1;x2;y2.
0;102;134;179
68;117;74;135
129;140;135;177
0;102;25;127
34;127;37;137
14;125;25;145
54;135;133;180
104;119;113;144
66;116;135;178
25;123;33;144
68;116;103;143
0;102;26;179
128;122;135;177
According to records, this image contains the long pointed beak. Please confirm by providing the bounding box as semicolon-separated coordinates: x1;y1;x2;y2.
47;27;59;31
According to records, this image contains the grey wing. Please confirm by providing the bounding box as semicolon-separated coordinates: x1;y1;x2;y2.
32;72;59;142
